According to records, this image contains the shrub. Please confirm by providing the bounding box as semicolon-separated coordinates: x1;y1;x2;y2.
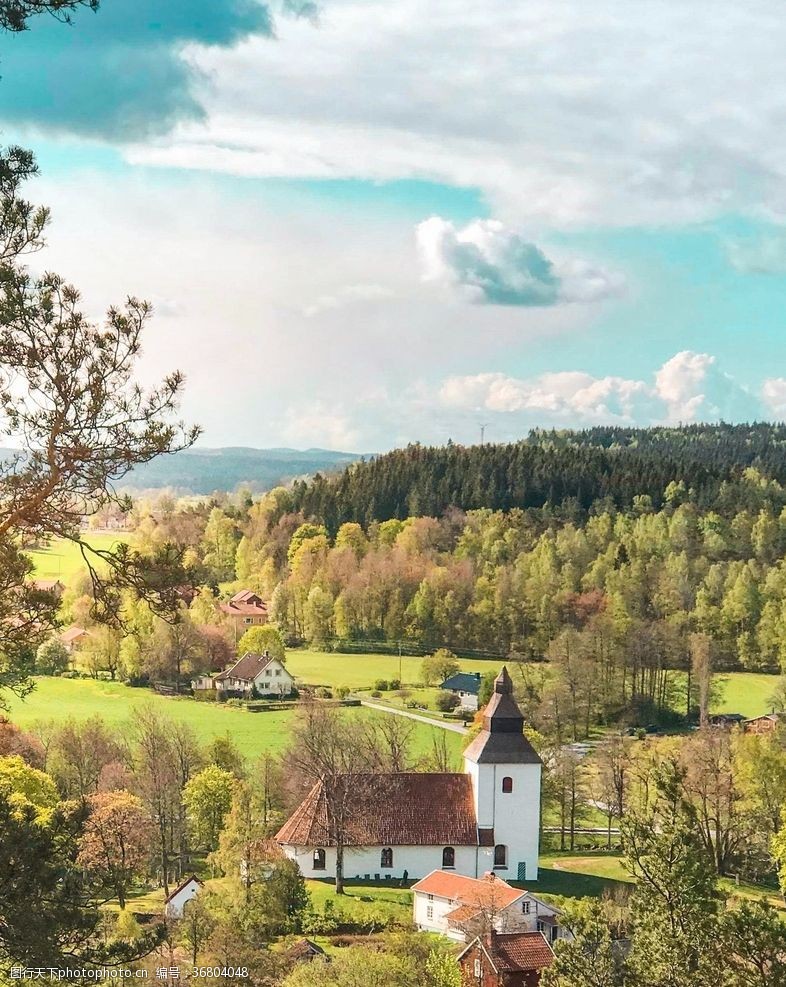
315;687;333;699
373;679;389;691
336;685;350;700
435;690;460;712
370;690;382;698
226;697;244;707
389;678;401;690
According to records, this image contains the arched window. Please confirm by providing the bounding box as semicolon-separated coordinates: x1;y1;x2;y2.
494;844;507;869
313;848;326;870
502;776;513;793
442;846;455;868
381;847;393;868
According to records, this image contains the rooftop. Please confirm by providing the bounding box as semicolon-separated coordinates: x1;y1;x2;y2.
214;651;276;682
441;672;482;694
463;667;542;766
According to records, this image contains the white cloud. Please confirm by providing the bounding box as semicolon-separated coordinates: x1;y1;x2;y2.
416;217;621;306
121;1;786;226
440;351;760;426
725;234;786;274
279;402;361;450
762;378;786;418
302;282;394;317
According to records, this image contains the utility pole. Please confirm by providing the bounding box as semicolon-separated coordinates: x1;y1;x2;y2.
479;423;489;445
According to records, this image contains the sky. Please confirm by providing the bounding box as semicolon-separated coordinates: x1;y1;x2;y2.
3;0;786;451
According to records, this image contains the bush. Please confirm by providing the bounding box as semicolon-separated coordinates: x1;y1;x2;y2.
435;690;460;712
373;679;389;691
226;697;244;707
336;685;350;699
370;690;382;698
315;687;333;699
389;678;401;690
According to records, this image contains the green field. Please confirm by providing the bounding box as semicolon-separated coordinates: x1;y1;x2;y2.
713;672;780;719
28;533;127;583
4;678;463;762
285;649;503;690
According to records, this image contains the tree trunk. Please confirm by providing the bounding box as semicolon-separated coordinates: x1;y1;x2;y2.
335;841;345;895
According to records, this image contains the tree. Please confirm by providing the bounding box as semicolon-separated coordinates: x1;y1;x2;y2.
421;649;459;686
36;636;69;675
236;624;286;661
206;733;246;778
690;633;713;726
48;716;124;800
541;899;622;987
282;946;417;987
176;893;214;966
77;790;152;909
183;765;236;853
0;146;197;703
0;753;59;821
623;760;722;987
721;900;786;986
287;703;376;895
0;0;98;33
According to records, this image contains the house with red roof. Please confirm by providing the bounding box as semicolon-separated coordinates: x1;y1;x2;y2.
458;930;555;986
411;870;564;944
220;589;269;639
276;667;542;882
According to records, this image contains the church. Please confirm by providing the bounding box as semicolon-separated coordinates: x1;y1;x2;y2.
276;667;542;882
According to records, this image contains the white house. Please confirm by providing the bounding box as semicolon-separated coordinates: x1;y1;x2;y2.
164;875;202;919
441;671;482;710
412;870;566;944
276;667;542;882
214;651;294;698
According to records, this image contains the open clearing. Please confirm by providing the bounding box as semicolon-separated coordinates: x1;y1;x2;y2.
4;678;464;763
28;533;128;583
713;671;780;719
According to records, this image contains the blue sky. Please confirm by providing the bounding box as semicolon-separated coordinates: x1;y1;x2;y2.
3;0;786;449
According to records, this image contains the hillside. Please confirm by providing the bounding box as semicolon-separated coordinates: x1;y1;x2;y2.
288;423;786;529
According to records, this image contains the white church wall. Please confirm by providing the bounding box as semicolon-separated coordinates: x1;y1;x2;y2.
283;844;480;881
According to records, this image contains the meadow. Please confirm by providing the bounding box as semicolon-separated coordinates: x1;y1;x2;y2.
3;677;464;762
713;671;780;719
28;533;127;582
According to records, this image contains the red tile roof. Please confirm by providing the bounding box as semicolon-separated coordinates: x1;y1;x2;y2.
276;773;478;847
220;590;268;617
486;932;554;972
412;870;522;909
215;652;276;682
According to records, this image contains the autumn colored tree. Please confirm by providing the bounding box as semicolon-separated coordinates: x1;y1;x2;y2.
77;790;152;908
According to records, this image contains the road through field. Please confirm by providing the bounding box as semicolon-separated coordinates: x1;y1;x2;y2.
358;699;468;734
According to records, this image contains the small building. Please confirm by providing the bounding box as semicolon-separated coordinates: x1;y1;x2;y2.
441;672;482;710
33;578;65;598
412;870;565;943
191;674;217;692
284;939;328;964
164;875;202;919
61;625;91;654
214;651;294;699
744;712;784;734
458;931;554;986
220;590;269;639
708;712;746;728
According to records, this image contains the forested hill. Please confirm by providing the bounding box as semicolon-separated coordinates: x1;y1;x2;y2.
289;424;786;529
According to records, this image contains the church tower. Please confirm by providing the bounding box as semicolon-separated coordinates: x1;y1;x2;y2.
463;667;542;881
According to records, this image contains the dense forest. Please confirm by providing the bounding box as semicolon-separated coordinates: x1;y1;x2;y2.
289;424;786;529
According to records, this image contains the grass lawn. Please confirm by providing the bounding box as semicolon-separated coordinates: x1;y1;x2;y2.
714;671;780;719
285;649;503;690
306;879;413;924
28;533;129;584
4;677;463;762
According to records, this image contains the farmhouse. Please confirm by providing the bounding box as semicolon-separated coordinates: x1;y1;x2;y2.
441;671;482;710
164;875;202;919
276;667;542;882
214;651;294;698
220;589;269;638
61;625;91;654
412;871;565;944
458;930;554;986
33;578;65;597
744;712;784;734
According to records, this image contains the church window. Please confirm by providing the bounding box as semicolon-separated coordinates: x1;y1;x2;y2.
442;846;455;868
502;776;513;793
381;847;393;868
494;844;507;868
313;848;326;870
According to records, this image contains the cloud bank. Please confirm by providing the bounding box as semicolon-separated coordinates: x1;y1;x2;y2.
440;351;775;427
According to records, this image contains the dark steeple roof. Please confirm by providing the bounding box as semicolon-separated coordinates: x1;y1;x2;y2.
463;667;542;765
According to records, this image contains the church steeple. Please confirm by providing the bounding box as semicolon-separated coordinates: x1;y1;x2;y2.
464;666;541;764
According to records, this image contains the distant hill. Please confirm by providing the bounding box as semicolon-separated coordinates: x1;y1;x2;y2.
121;446;366;494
